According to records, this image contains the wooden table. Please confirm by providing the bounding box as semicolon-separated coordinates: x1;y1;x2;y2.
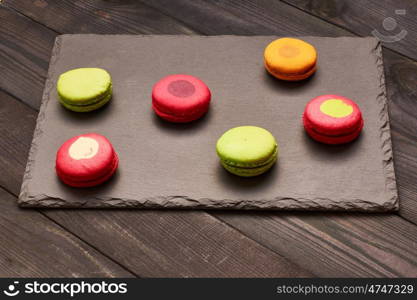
1;0;416;277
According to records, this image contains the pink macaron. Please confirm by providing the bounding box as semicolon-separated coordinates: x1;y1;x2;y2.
152;74;211;123
303;94;364;144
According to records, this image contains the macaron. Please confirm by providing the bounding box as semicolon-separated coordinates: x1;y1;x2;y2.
152;74;211;123
216;126;278;177
264;37;317;81
303;94;364;144
56;133;118;187
57;68;112;112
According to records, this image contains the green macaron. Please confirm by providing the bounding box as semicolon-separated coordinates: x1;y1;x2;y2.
216;126;278;177
57;68;112;112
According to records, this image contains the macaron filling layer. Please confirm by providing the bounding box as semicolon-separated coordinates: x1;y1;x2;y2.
303;118;364;144
265;61;316;81
152;102;209;123
220;148;278;177
216;126;278;177
303;115;363;137
221;155;277;177
220;147;278;168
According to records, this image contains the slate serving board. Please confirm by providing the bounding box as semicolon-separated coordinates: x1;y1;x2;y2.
19;35;398;211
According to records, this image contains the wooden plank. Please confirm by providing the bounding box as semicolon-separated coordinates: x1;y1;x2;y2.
0;187;132;277
0;6;56;109
383;49;417;222
131;0;417;224
3;0;417;276
215;212;417;277
0;61;311;278
282;0;417;60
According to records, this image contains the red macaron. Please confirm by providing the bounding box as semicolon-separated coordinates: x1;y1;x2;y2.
303;94;364;144
152;74;211;123
56;133;118;187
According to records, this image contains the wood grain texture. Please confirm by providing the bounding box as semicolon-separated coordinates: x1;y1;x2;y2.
282;0;417;60
45;209;312;277
0;187;132;277
1;0;417;277
138;0;417;223
0;90;36;192
215;212;417;277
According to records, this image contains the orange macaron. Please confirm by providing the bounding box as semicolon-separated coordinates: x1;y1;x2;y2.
264;38;317;81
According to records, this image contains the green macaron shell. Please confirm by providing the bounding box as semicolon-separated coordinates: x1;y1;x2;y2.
216;126;278;177
221;150;277;177
57;68;112;107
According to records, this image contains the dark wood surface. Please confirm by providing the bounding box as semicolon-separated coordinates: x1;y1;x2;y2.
0;0;416;277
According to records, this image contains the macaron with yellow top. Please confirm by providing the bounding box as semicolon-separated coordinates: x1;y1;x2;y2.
303;94;364;144
264;38;317;81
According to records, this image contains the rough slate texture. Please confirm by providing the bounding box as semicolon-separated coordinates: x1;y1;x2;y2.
19;35;398;211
